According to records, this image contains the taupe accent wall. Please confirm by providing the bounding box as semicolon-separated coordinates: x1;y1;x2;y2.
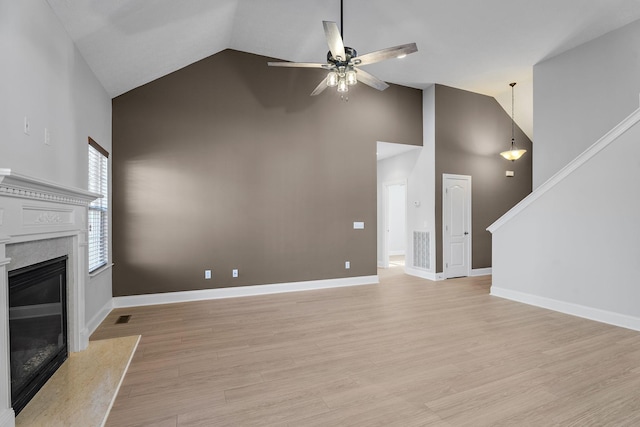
434;85;532;272
112;49;422;296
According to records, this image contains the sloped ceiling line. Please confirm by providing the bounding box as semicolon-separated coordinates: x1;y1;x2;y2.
46;0;640;139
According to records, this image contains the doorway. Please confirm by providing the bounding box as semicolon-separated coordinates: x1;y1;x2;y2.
382;181;407;269
442;174;471;278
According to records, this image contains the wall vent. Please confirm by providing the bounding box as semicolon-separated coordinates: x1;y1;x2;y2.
115;315;132;324
413;231;430;270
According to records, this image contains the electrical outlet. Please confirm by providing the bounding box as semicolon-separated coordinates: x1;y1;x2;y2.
44;128;51;145
23;117;30;135
232;269;238;278
204;270;211;279
345;261;350;269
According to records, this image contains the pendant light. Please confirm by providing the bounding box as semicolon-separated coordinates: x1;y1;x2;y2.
500;82;527;161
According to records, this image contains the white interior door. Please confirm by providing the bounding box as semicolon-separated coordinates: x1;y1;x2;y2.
381;180;407;269
443;174;471;278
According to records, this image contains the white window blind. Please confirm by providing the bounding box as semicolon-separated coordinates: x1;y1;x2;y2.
88;138;109;273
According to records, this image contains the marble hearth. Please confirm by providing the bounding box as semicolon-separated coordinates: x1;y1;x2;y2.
0;169;100;427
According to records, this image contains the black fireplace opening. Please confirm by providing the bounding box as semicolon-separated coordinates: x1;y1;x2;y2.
8;255;68;415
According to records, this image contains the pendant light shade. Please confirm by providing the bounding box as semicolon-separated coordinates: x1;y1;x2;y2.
500;144;527;161
500;82;527;161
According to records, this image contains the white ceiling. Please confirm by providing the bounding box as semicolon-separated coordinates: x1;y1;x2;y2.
46;0;640;140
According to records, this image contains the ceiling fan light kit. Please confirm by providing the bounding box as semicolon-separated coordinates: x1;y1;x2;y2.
267;1;417;97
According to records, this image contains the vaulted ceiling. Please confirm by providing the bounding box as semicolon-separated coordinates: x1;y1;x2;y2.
46;0;640;139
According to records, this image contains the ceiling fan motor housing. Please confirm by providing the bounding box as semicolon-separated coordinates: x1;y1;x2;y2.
327;47;357;66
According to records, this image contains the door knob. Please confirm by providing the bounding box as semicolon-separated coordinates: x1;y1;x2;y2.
464;232;469;235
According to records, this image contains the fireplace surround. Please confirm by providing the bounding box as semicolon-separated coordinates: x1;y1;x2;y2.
0;169;99;426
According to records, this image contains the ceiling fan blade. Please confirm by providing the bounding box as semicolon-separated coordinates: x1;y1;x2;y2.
356;43;418;66
356;69;389;91
323;21;346;61
267;61;328;69
310;76;329;96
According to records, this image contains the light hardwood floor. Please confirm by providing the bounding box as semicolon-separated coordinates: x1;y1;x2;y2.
92;267;640;426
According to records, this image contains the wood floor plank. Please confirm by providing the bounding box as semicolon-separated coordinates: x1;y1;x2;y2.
92;267;640;426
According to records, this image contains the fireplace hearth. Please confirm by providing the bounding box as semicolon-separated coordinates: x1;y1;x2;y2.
9;255;68;415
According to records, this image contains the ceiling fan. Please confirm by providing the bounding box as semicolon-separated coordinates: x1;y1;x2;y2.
267;3;417;97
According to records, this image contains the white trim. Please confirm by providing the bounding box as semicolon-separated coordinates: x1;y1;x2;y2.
0;169;100;206
388;250;405;256
100;336;140;427
89;262;114;278
86;298;113;337
404;267;439;281
113;275;379;309
491;287;640;332
471;267;492;277
377;261;385;268
488;107;640;233
0;408;15;427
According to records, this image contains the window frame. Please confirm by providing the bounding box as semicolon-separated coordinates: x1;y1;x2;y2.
88;137;109;274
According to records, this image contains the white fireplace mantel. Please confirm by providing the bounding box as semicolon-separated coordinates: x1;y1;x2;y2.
0;169;100;427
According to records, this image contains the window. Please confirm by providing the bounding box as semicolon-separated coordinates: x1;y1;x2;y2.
88;137;109;273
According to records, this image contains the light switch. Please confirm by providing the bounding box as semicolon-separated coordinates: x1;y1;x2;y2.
353;221;365;229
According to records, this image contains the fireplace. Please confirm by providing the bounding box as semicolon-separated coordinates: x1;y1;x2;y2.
1;169;100;425
8;255;68;415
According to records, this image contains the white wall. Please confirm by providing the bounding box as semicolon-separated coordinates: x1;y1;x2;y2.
491;19;640;330
491;114;640;329
494;76;534;142
533;19;640;188
0;0;113;334
376;86;436;278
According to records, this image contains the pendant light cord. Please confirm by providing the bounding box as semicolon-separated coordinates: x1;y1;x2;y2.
510;82;516;149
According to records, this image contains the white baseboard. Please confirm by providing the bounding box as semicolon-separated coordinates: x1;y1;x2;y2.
86;298;114;338
404;267;440;281
491;287;640;332
113;275;379;309
0;407;15;427
471;267;492;277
